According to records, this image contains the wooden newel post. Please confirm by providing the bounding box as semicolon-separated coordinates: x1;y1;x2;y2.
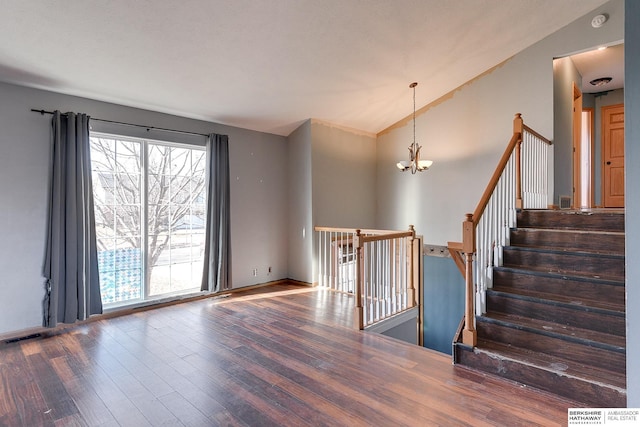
354;229;364;330
514;113;524;210
408;225;417;307
462;214;477;346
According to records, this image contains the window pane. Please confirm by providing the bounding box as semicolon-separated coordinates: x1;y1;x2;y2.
114;206;141;237
116;173;141;204
116;140;140;173
90;138;116;172
193;151;206;174
92;171;114;204
170;148;190;176
148;143;205;298
171;176;191;205
148;144;170;175
94;206;115;239
92;135;205;305
91;135;142;306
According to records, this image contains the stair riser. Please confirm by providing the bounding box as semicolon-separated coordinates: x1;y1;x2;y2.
455;346;626;408
493;269;625;305
510;229;624;254
486;293;625;336
503;250;624;279
517;211;624;232
476;320;625;372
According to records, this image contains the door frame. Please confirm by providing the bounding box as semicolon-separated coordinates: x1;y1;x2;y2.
572;82;582;208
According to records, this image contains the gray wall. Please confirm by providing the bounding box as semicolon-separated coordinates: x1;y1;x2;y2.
376;0;623;245
287;120;313;283
553;56;582;205
422;255;465;355
0;82;289;335
311;120;377;229
287;119;377;284
625;0;639;406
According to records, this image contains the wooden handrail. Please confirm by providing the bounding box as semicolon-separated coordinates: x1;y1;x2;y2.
315;226;406;235
472;132;522;224
458;113;551;347
523;124;552;145
360;230;414;244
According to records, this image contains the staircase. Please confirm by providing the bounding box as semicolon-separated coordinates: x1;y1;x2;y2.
455;209;626;407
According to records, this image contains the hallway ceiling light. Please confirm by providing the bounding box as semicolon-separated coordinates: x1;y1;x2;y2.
397;82;433;174
590;76;612;86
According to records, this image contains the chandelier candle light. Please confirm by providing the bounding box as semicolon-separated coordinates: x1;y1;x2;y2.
396;82;433;174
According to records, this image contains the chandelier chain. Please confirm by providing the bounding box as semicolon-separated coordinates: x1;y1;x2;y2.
413;84;416;146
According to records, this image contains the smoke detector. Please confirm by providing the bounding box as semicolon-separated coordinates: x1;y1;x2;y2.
591;14;608;28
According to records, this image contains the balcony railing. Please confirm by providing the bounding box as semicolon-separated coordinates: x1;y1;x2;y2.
316;226;422;329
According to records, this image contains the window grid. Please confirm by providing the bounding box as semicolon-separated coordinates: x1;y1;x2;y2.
91;133;206;306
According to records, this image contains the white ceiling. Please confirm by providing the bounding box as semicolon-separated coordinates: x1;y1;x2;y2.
570;43;624;94
0;0;609;136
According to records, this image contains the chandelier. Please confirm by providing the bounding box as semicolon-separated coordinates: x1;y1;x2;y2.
396;82;433;174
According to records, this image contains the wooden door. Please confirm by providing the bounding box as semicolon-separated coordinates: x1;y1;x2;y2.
602;104;625;208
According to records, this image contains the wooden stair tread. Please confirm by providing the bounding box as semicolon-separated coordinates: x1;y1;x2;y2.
510;228;625;255
489;286;625;314
479;312;626;351
500;262;625;282
504;244;625;259
512;227;625;236
510;243;624;257
494;265;625;287
516;210;625;232
476;339;627;390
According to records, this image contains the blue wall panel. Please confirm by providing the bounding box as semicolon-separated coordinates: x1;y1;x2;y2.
422;256;465;355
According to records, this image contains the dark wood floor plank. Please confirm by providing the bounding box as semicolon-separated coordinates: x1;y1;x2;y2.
49;355;117;427
77;353;153;427
25;352;79;422
0;346;54;427
0;284;582;427
206;341;356;427
157;391;210;426
179;365;289;427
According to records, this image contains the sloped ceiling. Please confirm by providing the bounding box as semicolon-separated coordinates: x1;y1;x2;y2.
0;0;608;136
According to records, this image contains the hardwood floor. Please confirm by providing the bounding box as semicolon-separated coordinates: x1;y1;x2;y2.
0;283;581;426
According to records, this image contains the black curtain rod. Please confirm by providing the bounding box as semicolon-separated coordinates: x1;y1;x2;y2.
30;109;211;138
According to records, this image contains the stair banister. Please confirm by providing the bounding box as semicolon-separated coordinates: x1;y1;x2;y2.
452;113;551;347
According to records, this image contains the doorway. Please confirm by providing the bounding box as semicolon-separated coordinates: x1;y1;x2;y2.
555;43;624;209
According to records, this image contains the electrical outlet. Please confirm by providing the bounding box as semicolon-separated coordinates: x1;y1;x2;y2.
252;268;258;277
268;266;272;275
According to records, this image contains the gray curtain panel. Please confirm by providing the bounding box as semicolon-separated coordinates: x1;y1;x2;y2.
43;111;102;327
201;133;232;292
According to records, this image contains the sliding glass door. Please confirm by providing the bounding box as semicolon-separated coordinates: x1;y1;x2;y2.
90;133;206;306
